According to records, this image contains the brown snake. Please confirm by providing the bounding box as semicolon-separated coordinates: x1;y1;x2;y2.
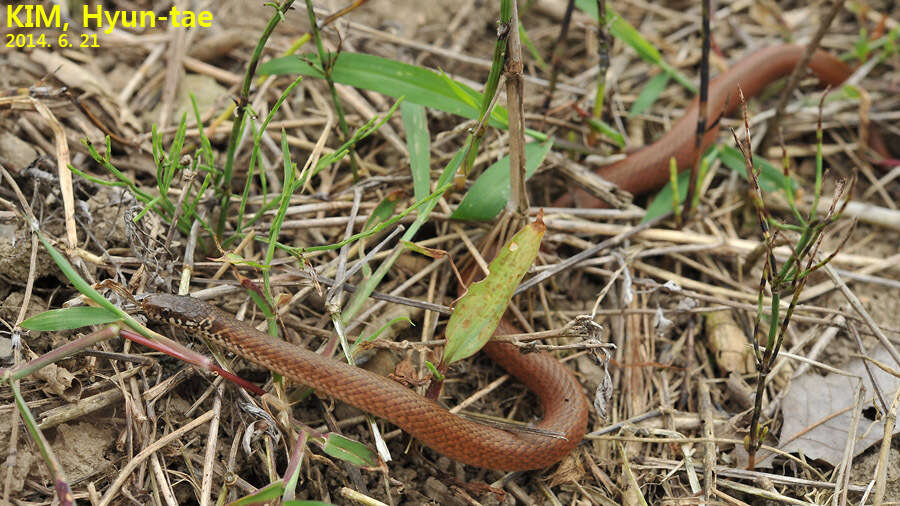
142;294;590;471
557;44;891;208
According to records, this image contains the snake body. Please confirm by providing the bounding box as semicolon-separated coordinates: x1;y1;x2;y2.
142;293;589;471
561;44;878;206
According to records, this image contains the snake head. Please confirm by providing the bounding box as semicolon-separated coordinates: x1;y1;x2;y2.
141;293;210;329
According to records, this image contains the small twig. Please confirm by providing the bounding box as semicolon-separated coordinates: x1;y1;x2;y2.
872;387;900;505
510;339;615;352
832;379;865;506
683;0;711;220
504;0;528;217
823;263;900;367
699;381;716;502
541;0;575;111
326;187;362;304
199;381;224;506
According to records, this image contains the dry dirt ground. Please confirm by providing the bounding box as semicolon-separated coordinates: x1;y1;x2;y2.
1;0;899;504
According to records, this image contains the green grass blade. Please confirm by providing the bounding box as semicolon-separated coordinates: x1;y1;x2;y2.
478;0;511;124
261;128;297;333
519;22;548;71
718;145;796;193
12;381;73;505
644;147;719;222
585;117;626;147
31;228;153;340
261;52;504;124
629;72;671;116
400;102;431;201
160;113;188;195
644;168;689;222
20;306;121;331
239;102;400;237
291;183;449;255
322;433;376;467
314;98;403;174
364;191;404;233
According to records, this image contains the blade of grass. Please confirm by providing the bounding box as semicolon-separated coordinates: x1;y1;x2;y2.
12;380;74;506
461;1;512;174
30;227;151;340
260;129;300;336
629;72;671;116
584;116;626;147
261;52;507;126
321;433;377;467
239;99;402;237
519;22;548;71
237;75;304;234
227;481;285;506
644;147;718;222
718;144;796;193
219;0;297;238
20;306;121;331
400;102;431;201
287;180;450;256
304;0;358;179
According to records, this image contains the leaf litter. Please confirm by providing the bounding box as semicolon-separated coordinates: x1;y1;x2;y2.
778;345;900;466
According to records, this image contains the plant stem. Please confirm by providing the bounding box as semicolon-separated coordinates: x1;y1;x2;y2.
218;0;296;239
305;0;359;179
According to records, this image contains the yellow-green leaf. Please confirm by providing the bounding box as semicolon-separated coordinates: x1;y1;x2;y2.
443;216;546;365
